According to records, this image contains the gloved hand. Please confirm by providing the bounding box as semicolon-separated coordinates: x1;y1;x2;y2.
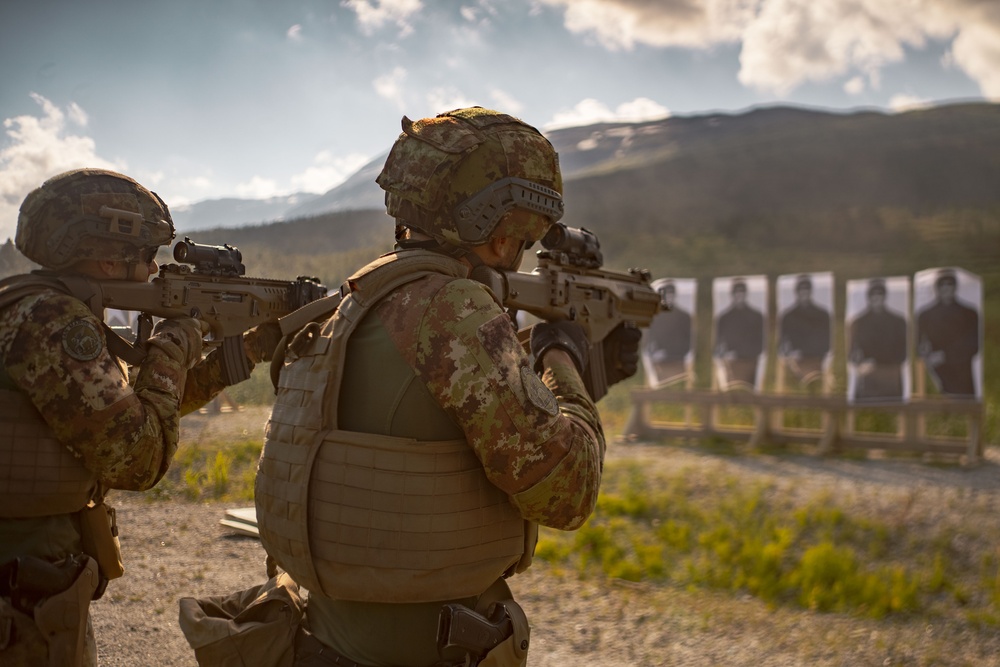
146;317;208;368
530;320;590;375
602;322;642;387
244;322;283;364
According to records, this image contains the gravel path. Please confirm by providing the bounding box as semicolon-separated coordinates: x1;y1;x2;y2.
89;408;1000;666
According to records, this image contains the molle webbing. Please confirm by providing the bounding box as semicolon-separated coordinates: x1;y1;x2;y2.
0;275;102;517
256;250;526;602
0;389;99;517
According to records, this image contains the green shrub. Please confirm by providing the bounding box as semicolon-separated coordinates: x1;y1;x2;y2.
535;461;980;621
150;436;262;502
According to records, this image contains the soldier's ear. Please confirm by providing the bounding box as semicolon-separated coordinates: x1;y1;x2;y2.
67;258;121;280
97;259;124;279
489;235;510;256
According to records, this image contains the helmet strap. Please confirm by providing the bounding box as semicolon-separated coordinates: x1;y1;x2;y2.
125;262;139;281
393;222;445;252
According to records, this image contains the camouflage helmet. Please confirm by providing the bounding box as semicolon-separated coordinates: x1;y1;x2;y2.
376;107;564;248
16;168;175;270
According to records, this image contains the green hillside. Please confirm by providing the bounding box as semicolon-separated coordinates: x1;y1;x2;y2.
184;209;393;286
1;103;996;441
556;104;1000;261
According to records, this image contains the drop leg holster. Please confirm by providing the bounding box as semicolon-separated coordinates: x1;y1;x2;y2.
33;556;98;667
0;554;99;667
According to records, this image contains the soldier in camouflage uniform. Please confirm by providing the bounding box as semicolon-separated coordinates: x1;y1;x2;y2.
0;169;279;666
255;108;640;667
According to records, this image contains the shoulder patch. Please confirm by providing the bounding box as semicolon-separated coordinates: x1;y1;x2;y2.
62;319;104;361
521;366;559;416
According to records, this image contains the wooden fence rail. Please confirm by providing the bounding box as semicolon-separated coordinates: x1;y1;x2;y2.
624;388;984;463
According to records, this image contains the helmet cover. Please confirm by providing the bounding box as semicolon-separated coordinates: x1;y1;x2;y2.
376;107;563;248
16;168;175;269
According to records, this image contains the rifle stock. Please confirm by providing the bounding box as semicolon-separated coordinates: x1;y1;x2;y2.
503;224;664;400
92;238;327;384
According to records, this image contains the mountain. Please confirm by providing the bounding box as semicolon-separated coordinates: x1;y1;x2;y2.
557;103;1000;221
169;102;1000;237
171;192;321;232
283;154;388;219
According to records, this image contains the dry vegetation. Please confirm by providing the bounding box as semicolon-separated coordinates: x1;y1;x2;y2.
91;407;1000;666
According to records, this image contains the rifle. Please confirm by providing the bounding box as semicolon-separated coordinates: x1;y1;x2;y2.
503;224;664;400
88;238;327;384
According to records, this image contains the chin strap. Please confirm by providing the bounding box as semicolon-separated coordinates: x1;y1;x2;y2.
125;262;141;282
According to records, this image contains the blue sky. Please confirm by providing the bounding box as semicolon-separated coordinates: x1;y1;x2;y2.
1;0;996;241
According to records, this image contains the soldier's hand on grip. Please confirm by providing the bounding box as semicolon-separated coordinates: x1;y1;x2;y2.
146;317;207;368
243;322;283;364
530;320;590;374
602;322;641;387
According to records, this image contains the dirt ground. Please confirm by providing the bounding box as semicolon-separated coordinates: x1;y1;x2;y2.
90;407;1000;666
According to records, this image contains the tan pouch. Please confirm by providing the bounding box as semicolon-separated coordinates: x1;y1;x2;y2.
79;502;124;580
178;573;304;667
33;556;99;667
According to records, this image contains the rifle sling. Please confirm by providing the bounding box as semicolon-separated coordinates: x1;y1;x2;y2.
102;323;147;366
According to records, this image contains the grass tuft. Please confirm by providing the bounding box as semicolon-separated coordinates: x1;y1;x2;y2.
535;461;997;623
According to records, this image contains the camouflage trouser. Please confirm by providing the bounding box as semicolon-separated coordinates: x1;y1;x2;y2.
0;556;99;667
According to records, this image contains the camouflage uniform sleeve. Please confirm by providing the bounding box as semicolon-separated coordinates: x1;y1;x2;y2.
176;348;251;416
0;292;185;490
376;276;606;530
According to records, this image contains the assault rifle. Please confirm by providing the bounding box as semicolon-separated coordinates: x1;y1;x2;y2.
503;223;664;400
85;238;327;384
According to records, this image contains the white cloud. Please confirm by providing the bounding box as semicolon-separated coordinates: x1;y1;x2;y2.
290;150;371;193
287;24;303;41
459;1;497;26
738;0;1000;97
488;89;524;115
235;176;281;199
544;97;670;130
738;0;938;95
139;170;166;188
889;94;932;111
67;102;89;126
425;88;480;114
163;175;216;207
844;76;866;95
232;151;372;202
949;19;1000;100
343;0;423;36
541;0;755;50
374;67;407;109
616;97;671;122
542;0;1000;101
0;94;121;242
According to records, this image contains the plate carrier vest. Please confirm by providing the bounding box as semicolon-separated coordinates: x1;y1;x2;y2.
256;249;533;603
0;274;121;517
